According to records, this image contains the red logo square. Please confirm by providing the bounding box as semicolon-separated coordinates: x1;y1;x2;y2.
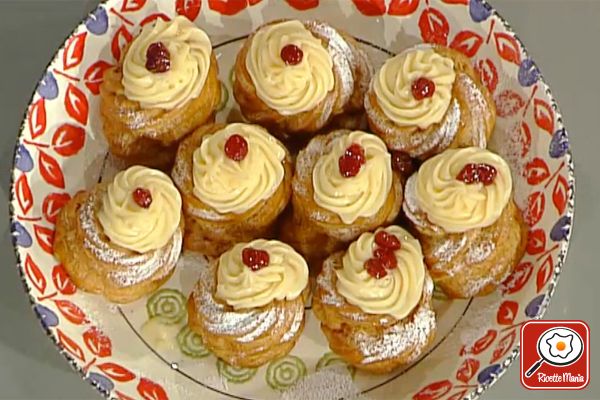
521;320;590;390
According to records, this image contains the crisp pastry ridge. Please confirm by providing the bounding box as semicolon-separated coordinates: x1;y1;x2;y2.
187;241;309;368
365;44;495;159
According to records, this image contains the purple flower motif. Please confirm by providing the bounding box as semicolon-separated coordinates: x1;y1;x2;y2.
37;71;58;100
11;221;32;248
477;364;502;385
469;0;492;22
87;373;114;394
85;7;109;35
518;59;540;87
549;128;569;158
525;294;546;318
15;145;33;172
550;216;571;241
34;304;59;328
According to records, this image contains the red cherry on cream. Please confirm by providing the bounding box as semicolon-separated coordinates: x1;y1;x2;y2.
145;42;171;73
411;77;436;100
242;248;270;271
456;163;497;186
374;231;401;250
280;44;304;66
365;258;388;279
224;134;248;161
373;247;398;270
338;143;366;178
132;188;153;209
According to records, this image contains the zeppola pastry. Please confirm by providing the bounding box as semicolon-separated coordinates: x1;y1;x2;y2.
365;45;496;159
403;147;528;298
53;166;183;303
313;226;436;373
100;16;221;169
280;129;403;268
187;240;309;368
171;123;292;256
233;19;372;139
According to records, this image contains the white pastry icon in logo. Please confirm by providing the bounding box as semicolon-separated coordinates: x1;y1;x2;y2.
546;332;573;359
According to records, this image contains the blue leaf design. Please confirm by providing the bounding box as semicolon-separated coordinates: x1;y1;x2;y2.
34;304;59;328
87;373;114;393
15;145;34;172
525;294;546;318
37;71;58;100
477;364;502;385
518;59;540;87
469;0;492;22
11;221;32;247
550;215;571;242
85;7;109;35
549;128;569;158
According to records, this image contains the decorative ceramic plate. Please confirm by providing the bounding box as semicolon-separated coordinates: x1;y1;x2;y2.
9;0;574;399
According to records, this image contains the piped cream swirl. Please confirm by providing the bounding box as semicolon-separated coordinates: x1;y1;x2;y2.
374;47;456;129
215;240;309;309
122;16;212;110
97;166;182;253
245;20;335;115
312;131;392;224
336;226;426;320
414;147;512;233
192;123;286;214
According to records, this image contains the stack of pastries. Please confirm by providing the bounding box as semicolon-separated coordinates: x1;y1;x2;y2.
54;16;527;374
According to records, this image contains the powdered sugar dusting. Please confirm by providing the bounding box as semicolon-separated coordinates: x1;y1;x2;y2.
402;175;442;234
466;240;496;265
193;265;276;340
306;21;355;110
192;262;302;346
314;91;337;129
316;257;346;307
282;308;304;343
456;73;488;148
458;261;507;298
432;99;462;153
353;277;435;365
490;119;530;211
431;236;467;266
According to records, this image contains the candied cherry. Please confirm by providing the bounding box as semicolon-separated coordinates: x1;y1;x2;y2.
391;151;416;176
338;143;366;178
242;248;270;271
411;77;435;100
374;231;401;250
145;42;171;73
373;247;398;270
365;258;388;279
456;163;497;186
224;134;248;161
280;44;303;66
132;188;152;208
